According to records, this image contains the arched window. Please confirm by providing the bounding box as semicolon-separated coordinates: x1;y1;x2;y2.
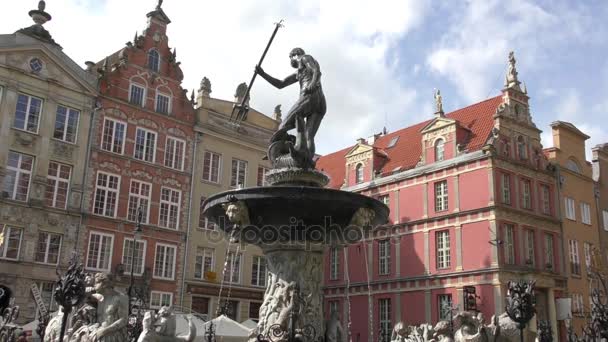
435;139;445;162
355;163;364;184
566;159;581;173
517;136;527;160
147;49;160;72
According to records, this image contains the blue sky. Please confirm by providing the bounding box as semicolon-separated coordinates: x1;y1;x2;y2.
2;0;606;158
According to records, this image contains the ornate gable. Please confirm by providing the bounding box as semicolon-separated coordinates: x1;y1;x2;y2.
345;143;374;165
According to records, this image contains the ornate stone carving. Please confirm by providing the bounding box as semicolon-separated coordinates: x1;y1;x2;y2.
349;207;375;227
222;200;250;226
14;131;35;146
137;118;159;130
132;170;153;181
199;77;211;96
106;108;128;120
167;127;186;138
162;178;181;187
52;141;75;160
434;89;444;115
137;309;195;342
99;161;121;173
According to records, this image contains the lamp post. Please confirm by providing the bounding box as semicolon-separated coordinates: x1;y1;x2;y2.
127;205;144;341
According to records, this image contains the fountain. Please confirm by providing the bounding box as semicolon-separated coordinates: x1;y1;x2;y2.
203;47;389;342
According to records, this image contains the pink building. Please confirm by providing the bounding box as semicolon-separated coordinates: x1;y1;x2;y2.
317;53;565;341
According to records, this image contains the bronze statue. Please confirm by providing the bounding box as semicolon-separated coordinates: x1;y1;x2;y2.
256;47;326;169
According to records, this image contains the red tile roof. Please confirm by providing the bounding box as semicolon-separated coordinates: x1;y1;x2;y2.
317;95;504;189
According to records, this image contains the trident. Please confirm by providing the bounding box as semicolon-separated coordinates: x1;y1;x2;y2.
230;20;284;124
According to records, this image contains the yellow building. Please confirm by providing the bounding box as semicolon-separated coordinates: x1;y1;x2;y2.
0;2;97;322
545;121;601;333
179;78;279;321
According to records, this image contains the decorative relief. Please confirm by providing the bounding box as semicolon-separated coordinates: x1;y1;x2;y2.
14;131;35;146
162;178;181;187
346;150;373;165
106;108;128;120
137;118;159;130
132;170;153;181
99;161;121;173
52;141;74;160
424;124;455;140
167;127;186;138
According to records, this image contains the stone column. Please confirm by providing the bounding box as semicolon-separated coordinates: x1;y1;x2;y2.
548;288;558;342
255;249;325;342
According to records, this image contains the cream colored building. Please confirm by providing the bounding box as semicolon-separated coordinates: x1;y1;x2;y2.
546;121;601;334
0;2;97;323
179;78;279;322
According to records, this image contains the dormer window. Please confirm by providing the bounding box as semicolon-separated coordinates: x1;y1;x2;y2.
517;136;527;160
355;163;364;184
435;139;445;162
148;49;160;72
387;136;399;149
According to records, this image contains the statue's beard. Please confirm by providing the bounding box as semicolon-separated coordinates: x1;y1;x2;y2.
291;60;299;68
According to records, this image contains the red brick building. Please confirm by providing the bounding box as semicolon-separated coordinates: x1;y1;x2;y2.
318;53;565;341
83;2;195;310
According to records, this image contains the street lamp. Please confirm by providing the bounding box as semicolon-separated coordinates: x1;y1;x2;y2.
127;205;144;341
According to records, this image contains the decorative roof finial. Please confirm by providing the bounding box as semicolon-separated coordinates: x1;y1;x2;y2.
434;89;444;117
38;0;45;11
505;51;521;90
190;89;195;104
157;0;164;10
29;0;52;25
199;77;211;96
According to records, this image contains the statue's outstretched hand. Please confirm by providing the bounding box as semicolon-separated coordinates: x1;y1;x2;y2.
255;64;265;76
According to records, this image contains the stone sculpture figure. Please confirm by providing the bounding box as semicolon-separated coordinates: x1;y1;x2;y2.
325;310;344;342
155;306;177;337
256;47;326;169
434;89;443;113
136;310;195;342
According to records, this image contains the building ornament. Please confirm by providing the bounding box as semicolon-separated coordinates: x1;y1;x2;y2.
99;161;121;173
167;127;186;138
346;151;372;165
162;178;181;187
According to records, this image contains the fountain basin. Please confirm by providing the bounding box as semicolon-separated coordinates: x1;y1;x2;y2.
203;185;389;247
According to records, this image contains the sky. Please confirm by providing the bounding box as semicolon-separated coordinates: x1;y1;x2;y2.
2;0;607;158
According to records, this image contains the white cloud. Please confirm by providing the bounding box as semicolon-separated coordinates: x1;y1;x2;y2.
426;0;583;103
0;0;429;154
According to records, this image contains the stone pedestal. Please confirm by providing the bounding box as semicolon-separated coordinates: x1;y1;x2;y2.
255;249;324;342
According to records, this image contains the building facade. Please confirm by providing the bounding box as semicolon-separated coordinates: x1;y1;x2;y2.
0;2;97;323
82;3;196;310
317;53;566;341
181;79;279;321
592;144;608;262
545;122;601;335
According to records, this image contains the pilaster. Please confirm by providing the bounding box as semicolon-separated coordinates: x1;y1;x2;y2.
423;182;429;218
453;174;460;212
455;225;463;271
425;290;432;323
424;231;430;274
489;220;499;266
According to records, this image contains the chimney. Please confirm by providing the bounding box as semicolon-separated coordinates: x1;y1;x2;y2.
84;61;95;73
356;138;366;145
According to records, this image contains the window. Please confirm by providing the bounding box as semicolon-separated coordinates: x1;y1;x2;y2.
219;299;239;321
53;105;80;143
159;187;181;229
434;181;448;212
86;232;114;271
565;197;576;221
504;224;515;265
581;203;592;225
202;151;221;183
387;136;399;148
517;136;527;160
154;243;176;280
3;151;34;201
566;159;581;173
569;240;580;276
379;194;390;207
435;139;445;162
584;242;593;271
224;251;242;284
521;179;532;209
524;230;535;266
155;93;171;114
329;247;339;280
129;83;146;107
38;282;57;313
572;293;584;315
134;128;157;163
249;302;262;320
379;299;392;342
148;50;160;72
122;238;146;276
603;210;608;231
13;93;43;133
101;118;126;154
328;300;339;316
0;226;23;260
378;240;391;275
35;232;62;264
438;294;453;321
150;291;173;309
231;159;247;187
436;231;451;269
251;256;267;287
355;163;364;184
501;174;511;205
257;166;269;186
127;180;151;223
540;185;551;215
544;234;554;269
165;137;185;171
45;162;71;209
194;247;214;280
94;172;120;217
502;139;511;157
